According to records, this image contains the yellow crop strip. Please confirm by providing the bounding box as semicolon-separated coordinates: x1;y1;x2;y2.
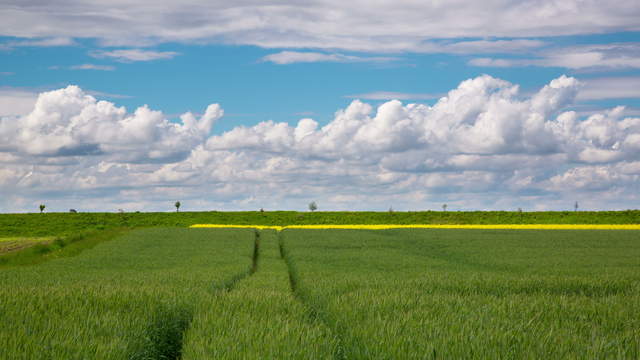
190;224;640;230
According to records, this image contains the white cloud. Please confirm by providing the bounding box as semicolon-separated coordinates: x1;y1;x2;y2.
0;2;638;52
547;164;639;192
260;40;547;63
469;43;640;70
577;77;640;100
0;88;38;116
1;75;640;212
84;90;132;99
468;58;515;67
433;39;546;54
0;37;75;50
345;91;442;101
89;49;179;62
260;51;397;64
69;64;115;71
0;85;222;161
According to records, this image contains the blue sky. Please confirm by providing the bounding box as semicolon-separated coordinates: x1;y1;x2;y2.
3;34;639;131
1;1;640;212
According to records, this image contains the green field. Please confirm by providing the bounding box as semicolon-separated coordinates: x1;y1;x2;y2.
282;229;640;358
0;228;256;359
1;227;639;358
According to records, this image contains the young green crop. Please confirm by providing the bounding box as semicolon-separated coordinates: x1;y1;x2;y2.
182;229;338;359
0;228;255;359
1;228;339;359
281;229;640;359
3;226;639;359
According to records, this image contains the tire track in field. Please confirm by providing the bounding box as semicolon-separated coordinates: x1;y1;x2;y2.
278;231;354;360
133;229;261;360
212;229;261;293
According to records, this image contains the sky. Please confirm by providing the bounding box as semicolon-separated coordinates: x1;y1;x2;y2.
1;1;640;213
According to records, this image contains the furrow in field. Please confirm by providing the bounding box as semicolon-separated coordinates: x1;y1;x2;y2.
137;229;262;360
279;231;356;360
211;229;261;293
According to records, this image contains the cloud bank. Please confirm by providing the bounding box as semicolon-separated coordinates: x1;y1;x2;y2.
1;75;639;212
1;1;638;51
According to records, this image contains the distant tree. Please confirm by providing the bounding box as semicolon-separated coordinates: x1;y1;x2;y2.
308;201;318;212
389;206;394;213
442;204;447;212
260;208;265;213
39;204;45;213
69;209;77;213
175;201;181;213
574;201;579;212
517;207;522;213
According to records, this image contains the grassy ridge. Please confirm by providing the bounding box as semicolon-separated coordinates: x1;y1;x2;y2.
0;228;254;359
281;229;640;358
1;210;639;237
0;229;126;268
0;236;55;254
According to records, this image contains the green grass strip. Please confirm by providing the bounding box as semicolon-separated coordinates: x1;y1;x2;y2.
2;210;639;237
0;229;126;269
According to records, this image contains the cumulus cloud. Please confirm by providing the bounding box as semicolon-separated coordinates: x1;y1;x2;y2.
0;85;222;161
89;49;179;62
0;1;638;52
1;75;640;212
204;75;594;161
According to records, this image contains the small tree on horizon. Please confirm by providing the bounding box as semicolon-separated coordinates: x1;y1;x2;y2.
442;204;447;212
574;201;579;212
308;201;318;212
39;204;45;213
175;201;181;213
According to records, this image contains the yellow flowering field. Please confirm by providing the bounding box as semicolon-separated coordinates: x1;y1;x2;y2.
190;224;640;230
